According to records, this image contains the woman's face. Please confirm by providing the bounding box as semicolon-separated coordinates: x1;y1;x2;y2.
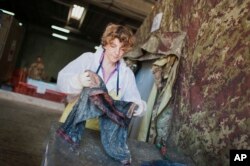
104;38;125;64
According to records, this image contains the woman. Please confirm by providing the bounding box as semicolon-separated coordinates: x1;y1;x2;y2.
57;23;146;125
56;23;146;165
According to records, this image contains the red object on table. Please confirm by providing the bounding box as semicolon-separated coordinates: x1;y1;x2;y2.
13;81;66;103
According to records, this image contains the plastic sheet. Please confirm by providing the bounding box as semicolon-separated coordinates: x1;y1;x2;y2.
41;122;163;166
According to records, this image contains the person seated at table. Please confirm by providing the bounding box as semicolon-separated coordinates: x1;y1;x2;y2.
28;56;46;81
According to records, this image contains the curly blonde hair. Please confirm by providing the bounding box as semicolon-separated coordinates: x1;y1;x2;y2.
101;23;135;52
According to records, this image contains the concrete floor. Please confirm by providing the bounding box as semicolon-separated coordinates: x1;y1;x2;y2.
42;123;163;166
0;91;164;166
0;90;192;166
0;91;63;166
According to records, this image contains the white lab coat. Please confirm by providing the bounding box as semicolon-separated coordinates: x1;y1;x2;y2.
57;46;146;116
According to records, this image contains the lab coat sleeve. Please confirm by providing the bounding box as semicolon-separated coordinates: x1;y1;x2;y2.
57;52;93;94
122;68;147;117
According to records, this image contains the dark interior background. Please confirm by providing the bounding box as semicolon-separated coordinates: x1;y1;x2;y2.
1;0;150;44
0;0;153;81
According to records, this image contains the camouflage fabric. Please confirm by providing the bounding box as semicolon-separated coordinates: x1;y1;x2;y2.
125;32;186;61
148;56;179;144
125;31;186;144
134;0;250;165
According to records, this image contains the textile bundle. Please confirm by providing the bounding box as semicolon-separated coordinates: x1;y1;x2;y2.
56;70;137;164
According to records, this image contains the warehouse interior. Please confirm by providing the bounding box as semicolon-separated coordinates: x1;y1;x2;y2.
0;0;249;166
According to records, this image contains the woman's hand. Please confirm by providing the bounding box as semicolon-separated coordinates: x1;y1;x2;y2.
78;71;92;87
133;109;143;116
133;101;146;116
